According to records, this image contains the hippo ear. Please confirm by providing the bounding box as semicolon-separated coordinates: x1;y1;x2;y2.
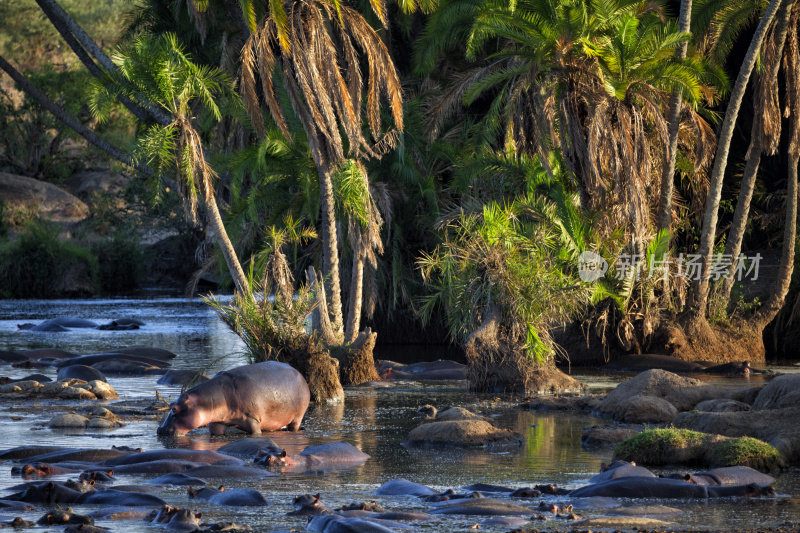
195;512;202;519
171;404;180;414
108;470;114;476
314;493;321;501
280;450;287;457
218;485;225;491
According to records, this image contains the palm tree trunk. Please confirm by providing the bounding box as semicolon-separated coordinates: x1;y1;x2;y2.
719;3;794;307
754;153;799;328
687;0;786;321
0;55;152;178
317;161;345;338
345;251;364;344
657;0;692;232
204;188;250;295
34;0;172;126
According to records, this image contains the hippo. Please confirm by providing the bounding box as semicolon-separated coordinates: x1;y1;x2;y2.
428;498;534;516
25;448;131;464
77;489;167;506
64;524;111;533
682;466;775;486
57;365;107;383
462;483;514;493
12;462;79;479
703;361;752;376
288;493;330;516
96;318;144;330
0;351;30;363
0;446;70;461
590;460;656;483
423;488;483;502
56;347;176;369
183;464;277;479
569;477;775;499
157;369;210;387
92;359;167;375
150;506;202;531
102;448;240;467
157;361;310;436
18;318;99;331
217;436;282;459
6;481;83;504
257;442;369;471
602;354;707;373
111;460;204;474
187;485;268;506
307;514;396;533
379;360;467;381
37;510;94;525
145;473;207;486
375;478;437;497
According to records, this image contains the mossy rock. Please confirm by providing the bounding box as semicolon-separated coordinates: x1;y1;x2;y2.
614;428;784;471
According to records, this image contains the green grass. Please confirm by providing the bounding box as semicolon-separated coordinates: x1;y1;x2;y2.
614;428;784;470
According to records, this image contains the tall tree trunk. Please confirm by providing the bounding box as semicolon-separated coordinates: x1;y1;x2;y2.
204;187;250;295
687;0;786;322
345;251;364;344
317;161;345;337
754;153;799;328
0;56;152;177
657;0;693;232
719;2;794;307
34;0;172;125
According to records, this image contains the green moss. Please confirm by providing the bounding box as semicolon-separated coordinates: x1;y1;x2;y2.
615;428;784;470
712;437;784;471
614;428;706;465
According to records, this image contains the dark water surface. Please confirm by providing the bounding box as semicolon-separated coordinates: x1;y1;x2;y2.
0;298;799;531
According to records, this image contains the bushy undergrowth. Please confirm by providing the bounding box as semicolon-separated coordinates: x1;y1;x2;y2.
90;232;142;293
0;221;98;298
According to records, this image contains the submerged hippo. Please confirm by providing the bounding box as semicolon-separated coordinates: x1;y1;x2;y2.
569;477;775;499
57;365;107;383
375;478;436;497
590;460;656;483
257;442;369;471
17;318;98;332
307;514;395;533
187;485;267;506
157;361;310;436
682;466;775;486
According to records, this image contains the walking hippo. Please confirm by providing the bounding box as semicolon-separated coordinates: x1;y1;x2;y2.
157;361;310;436
256;442;369;471
569;477;775;499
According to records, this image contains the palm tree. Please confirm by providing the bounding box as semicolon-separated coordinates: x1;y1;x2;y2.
239;0;403;351
434;0;714;252
686;0;786;323
91;33;250;294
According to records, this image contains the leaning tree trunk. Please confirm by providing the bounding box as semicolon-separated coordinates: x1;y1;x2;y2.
0;56;153;177
687;0;786;322
719;2;794;306
657;0;693;232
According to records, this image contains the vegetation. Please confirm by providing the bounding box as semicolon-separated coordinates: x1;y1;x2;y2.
2;0;800;395
614;428;784;470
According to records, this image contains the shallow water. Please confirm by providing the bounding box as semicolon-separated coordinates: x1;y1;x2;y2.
0;298;798;531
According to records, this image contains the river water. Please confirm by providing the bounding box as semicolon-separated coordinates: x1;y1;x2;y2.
0;297;799;532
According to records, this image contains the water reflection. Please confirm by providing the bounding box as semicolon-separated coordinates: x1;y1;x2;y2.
0;298;798;531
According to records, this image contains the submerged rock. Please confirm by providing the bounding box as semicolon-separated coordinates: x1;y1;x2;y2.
405;419;524;448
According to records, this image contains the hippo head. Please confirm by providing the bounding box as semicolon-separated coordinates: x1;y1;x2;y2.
747;483;776;497
260;449;293;468
157;393;203;436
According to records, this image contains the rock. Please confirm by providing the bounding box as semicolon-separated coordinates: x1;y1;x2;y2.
614;428;784;470
752;374;800;410
58;387;97;400
88;380;118;400
434;407;490;422
674;406;800;463
581;426;640;448
40;381;70;395
0;172;89;223
405;420;524;448
64;170;127;204
576;516;674;528
694;399;751;412
596;369;733;423
49;414;90;428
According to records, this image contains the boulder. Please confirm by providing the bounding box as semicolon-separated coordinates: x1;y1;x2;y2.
0;172;89;223
751;374;800;410
64;170;127;204
581;426;640;448
433;407;490;423
596;369;739;423
694;399;751;413
49;413;90;428
674;406;800;463
88;380;119;400
59;387;97;400
405;420;524;448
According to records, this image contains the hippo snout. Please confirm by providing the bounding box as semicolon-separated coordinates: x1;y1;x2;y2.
156;411;177;435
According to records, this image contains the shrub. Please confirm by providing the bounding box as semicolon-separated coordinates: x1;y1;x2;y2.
91;232;142;293
0;220;98;298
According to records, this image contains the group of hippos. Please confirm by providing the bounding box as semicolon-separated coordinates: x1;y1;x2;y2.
0;318;783;532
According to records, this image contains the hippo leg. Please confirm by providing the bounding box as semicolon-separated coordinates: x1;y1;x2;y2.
286;418;301;431
208;423;228;436
243;418;262;435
